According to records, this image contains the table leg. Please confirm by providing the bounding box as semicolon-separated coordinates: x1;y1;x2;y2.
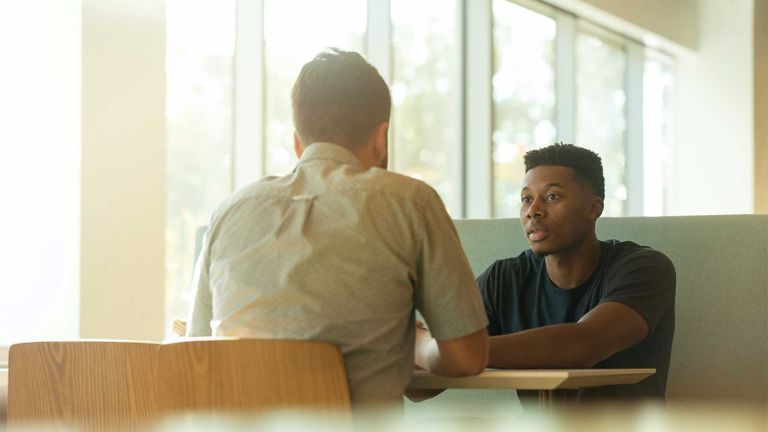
538;389;554;409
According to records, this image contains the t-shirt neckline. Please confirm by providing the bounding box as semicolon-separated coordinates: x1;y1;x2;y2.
541;242;609;298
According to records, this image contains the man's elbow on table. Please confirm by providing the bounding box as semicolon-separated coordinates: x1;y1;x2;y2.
420;327;489;377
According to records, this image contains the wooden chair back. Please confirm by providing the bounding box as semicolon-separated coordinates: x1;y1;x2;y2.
7;341;160;430
158;338;351;413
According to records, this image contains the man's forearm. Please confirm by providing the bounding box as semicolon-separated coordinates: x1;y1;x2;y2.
415;338;464;376
415;328;489;376
488;323;600;369
415;338;485;376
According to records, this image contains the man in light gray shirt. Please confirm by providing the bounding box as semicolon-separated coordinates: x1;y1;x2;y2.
188;49;488;406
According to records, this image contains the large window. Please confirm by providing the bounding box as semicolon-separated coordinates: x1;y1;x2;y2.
491;1;659;218
263;0;366;176
165;0;677;326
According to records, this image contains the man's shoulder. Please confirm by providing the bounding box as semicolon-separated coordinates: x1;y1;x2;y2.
603;240;672;262
480;250;539;281
354;167;443;205
267;165;440;205
210;169;444;225
601;240;676;275
207;175;286;222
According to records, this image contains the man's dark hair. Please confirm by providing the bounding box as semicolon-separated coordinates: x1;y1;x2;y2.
523;143;605;199
291;48;391;149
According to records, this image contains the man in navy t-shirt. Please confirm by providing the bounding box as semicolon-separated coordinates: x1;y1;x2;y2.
478;143;676;400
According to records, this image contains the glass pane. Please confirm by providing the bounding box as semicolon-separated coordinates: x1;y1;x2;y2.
576;31;627;216
264;0;366;176
165;0;236;330
643;54;675;216
391;0;461;216
492;0;557;218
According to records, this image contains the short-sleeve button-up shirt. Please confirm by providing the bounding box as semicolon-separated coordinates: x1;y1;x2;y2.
188;142;488;405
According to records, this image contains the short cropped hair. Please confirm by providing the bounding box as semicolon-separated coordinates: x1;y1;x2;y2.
291;48;391;149
523;143;606;199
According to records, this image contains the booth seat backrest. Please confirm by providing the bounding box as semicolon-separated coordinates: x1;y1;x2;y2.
453;215;768;402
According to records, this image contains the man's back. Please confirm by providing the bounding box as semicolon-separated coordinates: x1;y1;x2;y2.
188;142;487;405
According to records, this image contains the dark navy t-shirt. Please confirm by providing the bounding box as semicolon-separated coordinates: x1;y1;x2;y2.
477;240;676;399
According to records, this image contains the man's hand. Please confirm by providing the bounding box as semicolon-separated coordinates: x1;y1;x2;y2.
404;388;445;402
408;320;446;402
414;320;433;370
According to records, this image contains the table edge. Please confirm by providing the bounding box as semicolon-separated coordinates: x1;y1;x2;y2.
408;368;656;390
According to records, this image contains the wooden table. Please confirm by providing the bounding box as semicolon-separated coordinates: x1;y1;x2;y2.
407;368;655;407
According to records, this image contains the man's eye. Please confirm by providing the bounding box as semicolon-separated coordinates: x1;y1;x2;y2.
546;194;560;201
521;196;532;204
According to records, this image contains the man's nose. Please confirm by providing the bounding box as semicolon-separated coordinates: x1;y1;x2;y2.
526;199;545;219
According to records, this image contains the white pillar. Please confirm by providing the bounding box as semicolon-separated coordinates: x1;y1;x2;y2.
81;0;166;340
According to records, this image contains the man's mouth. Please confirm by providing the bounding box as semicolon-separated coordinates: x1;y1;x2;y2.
527;225;549;242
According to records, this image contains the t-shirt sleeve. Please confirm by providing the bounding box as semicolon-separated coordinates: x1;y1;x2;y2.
477;262;503;336
600;248;676;334
414;188;489;340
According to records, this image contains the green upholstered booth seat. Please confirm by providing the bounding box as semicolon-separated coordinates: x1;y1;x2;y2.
453;215;768;402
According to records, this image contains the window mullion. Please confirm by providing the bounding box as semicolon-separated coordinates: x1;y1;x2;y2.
233;0;265;189
626;41;644;216
454;0;466;218
464;0;492;219
366;0;392;83
555;12;576;143
366;0;392;165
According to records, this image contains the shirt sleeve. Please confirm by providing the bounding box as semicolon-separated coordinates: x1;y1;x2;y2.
476;262;503;336
600;247;676;334
187;230;213;337
414;187;489;340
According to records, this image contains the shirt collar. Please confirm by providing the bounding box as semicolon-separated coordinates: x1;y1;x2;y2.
296;142;365;169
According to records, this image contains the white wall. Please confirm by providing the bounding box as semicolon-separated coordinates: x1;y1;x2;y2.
80;0;166;340
546;0;699;51
580;0;699;50
669;0;754;215
0;1;81;345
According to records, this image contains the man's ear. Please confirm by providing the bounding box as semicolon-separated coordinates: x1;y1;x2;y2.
293;132;304;159
589;197;604;220
371;122;388;155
